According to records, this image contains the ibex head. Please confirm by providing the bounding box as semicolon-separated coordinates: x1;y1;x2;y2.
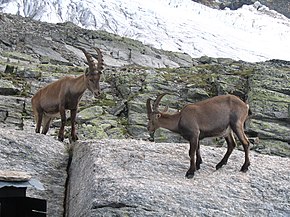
146;93;168;135
81;47;104;97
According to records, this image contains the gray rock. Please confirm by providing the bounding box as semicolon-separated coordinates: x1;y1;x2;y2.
78;124;109;140
216;0;290;19
0;79;20;95
247;66;290;145
78;105;104;122
0;128;68;217
67;139;290;217
1;11;290;157
0;95;27;128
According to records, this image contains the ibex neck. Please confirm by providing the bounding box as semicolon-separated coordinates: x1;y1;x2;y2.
71;74;87;96
159;113;180;133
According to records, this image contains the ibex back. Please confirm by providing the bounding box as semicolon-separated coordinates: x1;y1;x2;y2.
147;94;251;178
31;47;104;142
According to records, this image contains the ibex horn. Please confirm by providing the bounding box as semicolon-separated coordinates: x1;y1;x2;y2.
146;98;153;118
153;93;167;112
80;48;97;74
94;47;104;74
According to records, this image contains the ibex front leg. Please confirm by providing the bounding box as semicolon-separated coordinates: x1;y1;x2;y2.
186;136;199;179
70;109;78;142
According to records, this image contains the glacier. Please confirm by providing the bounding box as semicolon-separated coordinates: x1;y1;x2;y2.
0;0;290;62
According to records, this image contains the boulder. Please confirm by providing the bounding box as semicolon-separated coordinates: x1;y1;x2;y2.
0;79;20;95
247;65;290;145
0;95;27;128
0;128;69;217
67;139;290;216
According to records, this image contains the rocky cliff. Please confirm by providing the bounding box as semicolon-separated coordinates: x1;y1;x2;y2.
1;12;289;156
197;0;290;19
0;12;290;216
1;129;289;216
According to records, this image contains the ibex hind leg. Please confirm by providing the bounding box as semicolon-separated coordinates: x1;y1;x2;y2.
188;141;202;170
41;115;52;135
216;131;236;170
232;124;250;172
35;110;43;133
196;142;203;170
58;107;66;142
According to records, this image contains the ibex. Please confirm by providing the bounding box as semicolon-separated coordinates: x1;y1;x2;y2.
31;47;104;142
146;93;251;178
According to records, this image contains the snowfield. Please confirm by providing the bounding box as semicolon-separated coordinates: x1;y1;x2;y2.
1;0;290;62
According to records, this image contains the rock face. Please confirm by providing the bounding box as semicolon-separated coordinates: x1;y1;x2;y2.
67;139;290;216
200;0;290;19
0;12;290;217
0;128;68;217
0;12;289;157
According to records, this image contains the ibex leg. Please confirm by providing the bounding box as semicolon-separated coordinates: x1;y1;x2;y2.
70;109;78;142
186;136;199;179
235;128;250;172
35;110;43;133
41;115;52;135
58;106;66;142
216;131;236;170
196;141;203;170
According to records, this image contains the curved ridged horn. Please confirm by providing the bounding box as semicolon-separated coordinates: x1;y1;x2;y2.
153;93;167;112
146;98;153;118
94;47;104;74
80;48;97;74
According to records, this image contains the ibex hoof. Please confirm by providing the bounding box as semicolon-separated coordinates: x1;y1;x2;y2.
240;163;250;172
216;160;227;170
58;136;64;142
71;135;78;142
185;170;195;179
216;163;223;170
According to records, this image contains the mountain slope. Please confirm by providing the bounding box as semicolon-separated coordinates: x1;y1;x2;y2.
1;0;290;62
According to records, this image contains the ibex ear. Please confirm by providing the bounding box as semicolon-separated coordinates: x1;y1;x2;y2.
156;113;162;118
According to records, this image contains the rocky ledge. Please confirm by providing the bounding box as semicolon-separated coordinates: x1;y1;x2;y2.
1;128;289;216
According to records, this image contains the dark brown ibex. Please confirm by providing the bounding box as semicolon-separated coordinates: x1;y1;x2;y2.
147;93;250;178
31;47;104;142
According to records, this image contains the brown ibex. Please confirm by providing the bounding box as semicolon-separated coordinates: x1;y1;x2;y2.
31;47;104;142
146;93;251;178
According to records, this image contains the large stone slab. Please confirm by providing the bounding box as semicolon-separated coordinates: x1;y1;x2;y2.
0;129;68;217
67;139;290;217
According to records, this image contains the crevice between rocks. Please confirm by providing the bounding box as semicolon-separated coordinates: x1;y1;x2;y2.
63;142;74;217
92;202;155;212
